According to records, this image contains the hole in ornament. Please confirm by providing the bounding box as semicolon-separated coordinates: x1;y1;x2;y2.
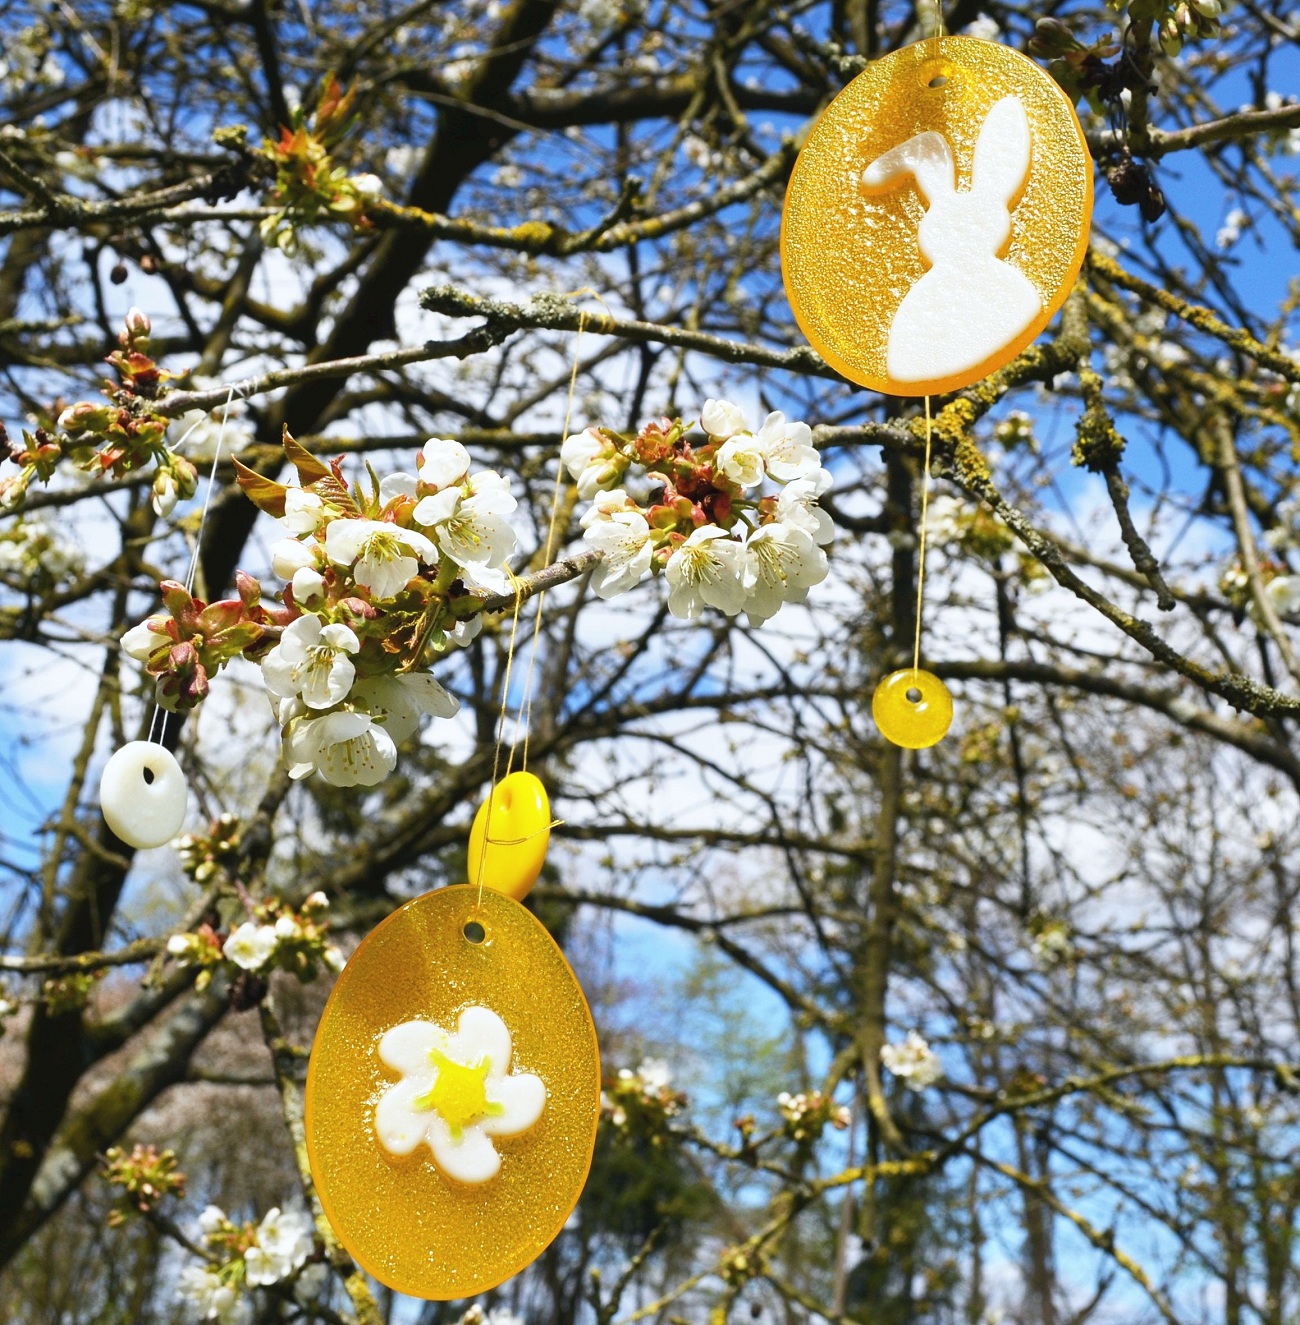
142;766;155;785
917;58;956;91
463;920;487;945
501;789;513;810
906;687;923;704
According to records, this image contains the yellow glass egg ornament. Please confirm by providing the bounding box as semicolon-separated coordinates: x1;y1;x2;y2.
781;36;1093;396
467;771;552;901
306;885;600;1300
872;668;953;749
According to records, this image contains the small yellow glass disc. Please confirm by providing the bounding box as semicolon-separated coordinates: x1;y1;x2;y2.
306;886;600;1300
781;36;1093;396
872;669;953;749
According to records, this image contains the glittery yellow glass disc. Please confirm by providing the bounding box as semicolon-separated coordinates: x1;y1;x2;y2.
781;36;1093;396
305;886;600;1300
873;669;953;749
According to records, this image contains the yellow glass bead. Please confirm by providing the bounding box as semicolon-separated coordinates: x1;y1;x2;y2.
467;771;551;901
782;35;1093;396
306;885;601;1300
872;669;953;749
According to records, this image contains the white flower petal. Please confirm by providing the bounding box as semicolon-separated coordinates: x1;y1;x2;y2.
121;619;161;662
427;1116;501;1184
482;1071;546;1136
379;1019;440;1074
375;1076;438;1155
355;551;418;600
318;623;360;653
379;471;418;505
412;489;458;528
447;1005;513;1077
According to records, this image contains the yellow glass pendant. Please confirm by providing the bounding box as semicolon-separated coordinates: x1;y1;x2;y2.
872;668;953;749
467;771;552;901
306;885;600;1300
781;36;1093;396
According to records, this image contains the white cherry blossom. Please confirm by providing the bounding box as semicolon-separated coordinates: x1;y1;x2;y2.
284;709;398;787
419;438;471;489
325;518;436;600
880;1031;943;1090
715;432;766;488
756;411;821;482
585;510;653;598
561;426;620;498
413;484;517;568
580;488;639;528
1266;574;1300;615
775;476;834;546
375;1005;546;1184
665;525;747;618
700;398;747;439
261;615;360;710
742;522;828;624
352;672;460;742
245;1207;314;1286
224;921;278;971
178;1265;244;1324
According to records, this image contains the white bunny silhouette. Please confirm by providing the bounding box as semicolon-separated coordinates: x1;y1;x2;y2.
862;95;1041;385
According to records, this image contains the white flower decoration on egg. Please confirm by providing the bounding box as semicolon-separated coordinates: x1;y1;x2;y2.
375;1005;545;1184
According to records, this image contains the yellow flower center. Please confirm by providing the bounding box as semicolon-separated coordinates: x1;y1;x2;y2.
413;1046;505;1140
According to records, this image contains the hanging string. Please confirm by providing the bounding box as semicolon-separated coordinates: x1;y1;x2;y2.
475;571;527;906
509;310;588;776
912;395;934;679
146;385;238;746
473;296;602;902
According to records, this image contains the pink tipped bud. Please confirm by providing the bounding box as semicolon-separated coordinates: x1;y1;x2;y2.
124;307;152;339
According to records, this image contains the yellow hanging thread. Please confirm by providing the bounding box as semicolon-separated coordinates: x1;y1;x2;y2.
470;301;602;900
872;396;954;749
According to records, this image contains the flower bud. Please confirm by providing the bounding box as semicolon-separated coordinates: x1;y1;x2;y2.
124;307;151;340
58;401;112;435
291;566;326;602
121;618;164;662
1027;15;1078;56
271;537;316;580
152;469;179;518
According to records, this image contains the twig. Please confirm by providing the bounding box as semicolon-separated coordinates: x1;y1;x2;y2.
258;997;383;1325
